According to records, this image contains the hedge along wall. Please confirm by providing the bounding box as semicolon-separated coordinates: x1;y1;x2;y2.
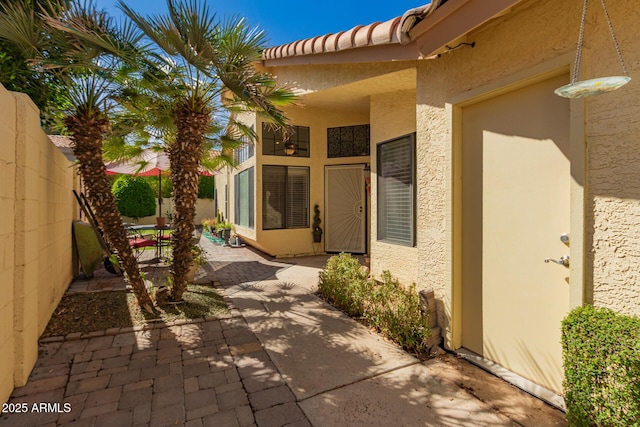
0;86;78;404
562;305;640;426
121;198;216;226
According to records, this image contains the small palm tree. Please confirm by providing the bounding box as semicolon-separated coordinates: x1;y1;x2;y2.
120;0;295;302
0;1;155;311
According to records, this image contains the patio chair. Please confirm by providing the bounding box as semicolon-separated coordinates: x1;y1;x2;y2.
157;228;172;258
127;230;158;259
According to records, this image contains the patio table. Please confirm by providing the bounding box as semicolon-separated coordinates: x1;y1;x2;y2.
126;224;172;261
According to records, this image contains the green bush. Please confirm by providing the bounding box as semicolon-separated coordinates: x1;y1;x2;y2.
562;305;640;426
198;175;214;199
368;271;428;352
318;253;370;317
317;253;430;354
111;175;157;219
144;175;172;198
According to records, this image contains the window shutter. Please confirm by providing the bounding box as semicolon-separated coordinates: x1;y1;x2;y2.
286;167;310;228
262;166;286;229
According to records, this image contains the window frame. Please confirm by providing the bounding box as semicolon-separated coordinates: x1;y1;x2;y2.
376;133;416;247
262;165;310;230
234;167;254;229
327;124;370;158
234;143;255;165
261;123;310;157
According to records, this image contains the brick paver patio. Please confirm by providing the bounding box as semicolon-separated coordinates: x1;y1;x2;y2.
1;235;310;427
1;233;565;426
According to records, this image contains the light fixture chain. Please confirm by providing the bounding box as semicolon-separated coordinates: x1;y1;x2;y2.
573;0;589;84
599;0;629;76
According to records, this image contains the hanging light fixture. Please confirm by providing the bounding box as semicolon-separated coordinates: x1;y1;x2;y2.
555;0;630;98
284;141;296;156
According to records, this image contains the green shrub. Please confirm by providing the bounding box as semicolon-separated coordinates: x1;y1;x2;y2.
144;175;172;198
562;305;640;426
198;175;214;199
368;271;429;353
317;253;430;354
111;175;157;219
318;253;370;317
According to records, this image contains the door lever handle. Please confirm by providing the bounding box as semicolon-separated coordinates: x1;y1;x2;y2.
544;255;570;267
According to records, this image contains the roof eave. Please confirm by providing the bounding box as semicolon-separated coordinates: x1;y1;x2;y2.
408;0;524;57
262;42;422;67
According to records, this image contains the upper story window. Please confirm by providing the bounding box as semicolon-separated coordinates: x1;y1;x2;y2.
327;124;370;158
234;124;255;164
262;123;310;157
377;133;415;246
234;143;254;164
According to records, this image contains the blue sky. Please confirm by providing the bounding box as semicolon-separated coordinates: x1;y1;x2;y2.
99;0;425;47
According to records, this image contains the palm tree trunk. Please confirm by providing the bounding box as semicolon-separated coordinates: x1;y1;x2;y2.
66;112;154;312
169;104;210;301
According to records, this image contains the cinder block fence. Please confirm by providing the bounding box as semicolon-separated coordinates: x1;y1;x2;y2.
0;85;78;404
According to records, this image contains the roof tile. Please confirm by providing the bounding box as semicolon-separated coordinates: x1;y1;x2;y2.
262;3;437;61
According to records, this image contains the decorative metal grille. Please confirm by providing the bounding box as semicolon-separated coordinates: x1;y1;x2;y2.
327;124;370;158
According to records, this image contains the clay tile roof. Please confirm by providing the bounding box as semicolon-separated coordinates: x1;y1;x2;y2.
262;3;437;61
48;135;73;148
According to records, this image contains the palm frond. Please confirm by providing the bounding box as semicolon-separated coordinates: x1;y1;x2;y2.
103;135;146;162
0;1;50;57
42;1;148;69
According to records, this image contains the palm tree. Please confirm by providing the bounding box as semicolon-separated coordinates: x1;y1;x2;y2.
120;0;295;302
0;1;155;311
0;0;72;130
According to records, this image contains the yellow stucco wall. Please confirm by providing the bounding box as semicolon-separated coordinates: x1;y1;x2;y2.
261;61;416;96
0;86;76;404
0;86;17;405
249;106;370;257
413;0;640;331
369;90;417;285
582;0;640;316
228;63;417;258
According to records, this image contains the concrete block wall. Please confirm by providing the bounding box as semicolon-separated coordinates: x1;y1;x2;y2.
0;85;18;407
0;85;77;404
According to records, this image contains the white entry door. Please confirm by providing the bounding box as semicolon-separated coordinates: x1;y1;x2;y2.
461;73;572;394
325;165;366;253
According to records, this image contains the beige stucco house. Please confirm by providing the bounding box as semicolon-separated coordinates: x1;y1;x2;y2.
217;0;640;407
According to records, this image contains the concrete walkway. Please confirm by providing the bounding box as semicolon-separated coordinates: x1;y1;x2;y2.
1;235;566;426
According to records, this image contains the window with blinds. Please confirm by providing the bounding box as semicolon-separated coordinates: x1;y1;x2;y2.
377;134;415;246
234;167;254;228
262;166;310;229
